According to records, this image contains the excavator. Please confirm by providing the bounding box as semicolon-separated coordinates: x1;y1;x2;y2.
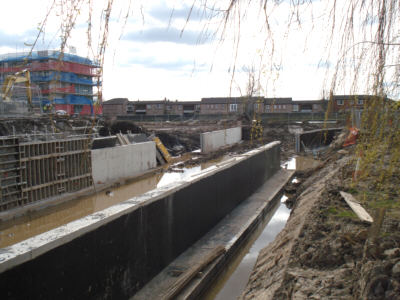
0;69;33;110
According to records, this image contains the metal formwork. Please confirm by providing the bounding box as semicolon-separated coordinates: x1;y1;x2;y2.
0;137;25;211
0;137;93;212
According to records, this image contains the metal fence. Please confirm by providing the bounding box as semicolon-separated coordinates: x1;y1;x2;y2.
116;112;345;123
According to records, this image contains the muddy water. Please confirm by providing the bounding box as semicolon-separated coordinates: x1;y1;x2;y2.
0;173;162;248
0;154;230;248
203;198;290;300
204;155;320;300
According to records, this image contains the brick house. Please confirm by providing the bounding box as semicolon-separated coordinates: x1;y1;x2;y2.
182;101;201;116
165;100;183;115
102;98;129;116
264;98;293;113
143;101;166;115
292;100;327;113
201;97;264;115
330;95;370;113
201;98;230;114
129;100;189;116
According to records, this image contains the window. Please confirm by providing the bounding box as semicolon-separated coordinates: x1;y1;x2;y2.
274;105;278;110
357;99;364;105
74;105;83;114
293;104;299;112
127;105;134;114
229;104;238;112
265;105;270;111
337;99;344;105
282;105;286;109
166;105;172;110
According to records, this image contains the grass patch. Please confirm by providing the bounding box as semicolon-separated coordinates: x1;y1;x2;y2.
325;206;357;219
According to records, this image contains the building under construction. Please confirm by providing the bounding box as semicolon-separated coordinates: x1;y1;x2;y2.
0;50;102;115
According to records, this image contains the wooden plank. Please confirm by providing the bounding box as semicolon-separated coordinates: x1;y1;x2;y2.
340;191;373;223
122;134;130;145
116;133;128;145
163;245;225;300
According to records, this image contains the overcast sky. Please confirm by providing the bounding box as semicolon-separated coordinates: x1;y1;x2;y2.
0;0;389;101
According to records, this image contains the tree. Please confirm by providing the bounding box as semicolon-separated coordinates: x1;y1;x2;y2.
31;0;400;205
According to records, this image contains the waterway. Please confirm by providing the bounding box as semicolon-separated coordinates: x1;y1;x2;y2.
203;155;321;299
204;197;290;300
0;153;322;300
0;153;230;248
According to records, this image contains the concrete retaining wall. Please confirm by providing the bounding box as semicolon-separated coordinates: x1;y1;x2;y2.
91;141;156;185
0;142;280;300
200;127;242;153
295;128;343;153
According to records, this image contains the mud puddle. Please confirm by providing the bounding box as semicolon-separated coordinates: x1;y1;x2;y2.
0;156;230;248
204;197;291;300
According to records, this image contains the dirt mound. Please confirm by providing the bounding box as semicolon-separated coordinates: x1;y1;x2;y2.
241;151;400;300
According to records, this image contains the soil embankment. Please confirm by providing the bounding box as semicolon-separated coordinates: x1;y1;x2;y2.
241;150;400;299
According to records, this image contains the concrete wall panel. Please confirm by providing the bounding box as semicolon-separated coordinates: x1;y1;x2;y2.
200;126;242;153
91;141;156;185
0;142;280;300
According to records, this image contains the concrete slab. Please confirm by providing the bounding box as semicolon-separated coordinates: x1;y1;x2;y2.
132;168;294;300
91;141;157;186
200;127;242;153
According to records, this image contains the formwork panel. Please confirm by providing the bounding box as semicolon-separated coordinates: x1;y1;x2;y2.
0;137;93;212
0;138;24;211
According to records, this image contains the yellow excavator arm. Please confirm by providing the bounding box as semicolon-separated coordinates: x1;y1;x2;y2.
1;69;32;108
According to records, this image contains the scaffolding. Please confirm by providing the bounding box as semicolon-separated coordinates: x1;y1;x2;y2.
0;51;102;116
0;50;100;66
29;71;98;86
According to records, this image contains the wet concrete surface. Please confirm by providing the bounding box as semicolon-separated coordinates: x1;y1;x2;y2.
0;154;230;248
205;199;290;300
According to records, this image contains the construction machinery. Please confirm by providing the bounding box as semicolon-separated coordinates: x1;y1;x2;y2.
249;98;264;143
1;69;33;109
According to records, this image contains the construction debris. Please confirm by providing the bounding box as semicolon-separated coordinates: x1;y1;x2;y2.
153;136;171;163
163;245;226;300
339;191;373;223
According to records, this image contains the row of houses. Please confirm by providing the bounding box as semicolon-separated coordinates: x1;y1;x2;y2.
103;95;371;117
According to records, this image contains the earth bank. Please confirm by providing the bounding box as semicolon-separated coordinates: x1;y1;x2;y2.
240;147;400;300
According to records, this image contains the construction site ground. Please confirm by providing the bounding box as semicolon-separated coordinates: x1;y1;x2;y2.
3;116;397;299
240;146;400;299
